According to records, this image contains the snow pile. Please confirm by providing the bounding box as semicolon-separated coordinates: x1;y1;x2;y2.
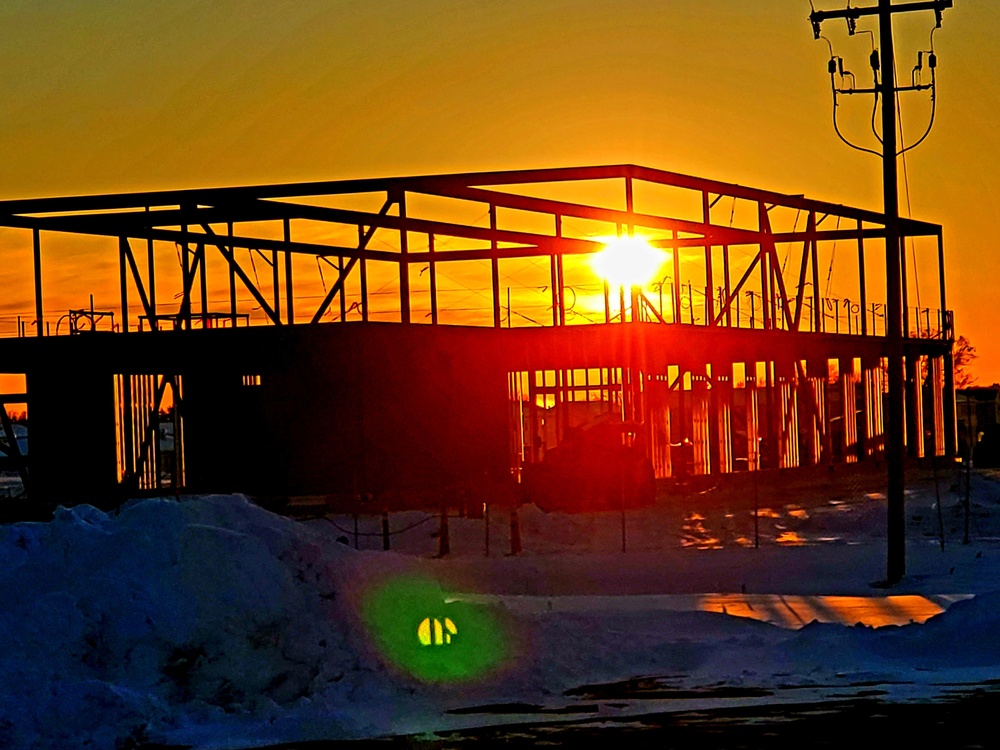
3;491;1000;748
0;496;419;748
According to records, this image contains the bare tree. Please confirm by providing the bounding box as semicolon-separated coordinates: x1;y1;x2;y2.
954;335;978;389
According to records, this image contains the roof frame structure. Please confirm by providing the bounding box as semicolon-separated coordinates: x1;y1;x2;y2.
0;164;949;340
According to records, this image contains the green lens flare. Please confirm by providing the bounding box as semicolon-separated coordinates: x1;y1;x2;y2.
360;575;507;682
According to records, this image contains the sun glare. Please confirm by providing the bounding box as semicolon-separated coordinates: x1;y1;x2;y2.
590;235;669;288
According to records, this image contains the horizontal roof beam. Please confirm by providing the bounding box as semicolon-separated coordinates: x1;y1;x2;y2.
0;164;941;239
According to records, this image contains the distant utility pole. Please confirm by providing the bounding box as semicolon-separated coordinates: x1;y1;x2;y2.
808;0;953;584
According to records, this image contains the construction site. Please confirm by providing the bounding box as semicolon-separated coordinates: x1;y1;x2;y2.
0;164;956;520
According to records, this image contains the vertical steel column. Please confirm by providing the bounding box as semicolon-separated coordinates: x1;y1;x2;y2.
359;226;369;322
146;211;156;327
490;204;501;329
198;244;208;327
775;360;798;468
905;349;922;458
228;222;237;327
799;362;817;465
863;356;886;460
705;247;716;327
901;233;910;339
722;245;732;327
272;249;281;324
937;229;947;329
858;220;868;336
122;375;134;486
676;369;688;477
131;374;140;484
181;225;191;330
550;226;560;326
758;240;772;331
139;374;148;488
32;228;43;336
428;234;439;325
840;357;859;463
806;359;830;465
398;195;411;325
691;371;710;475
672;231;681;324
119;237;130;333
557;251;566;326
931;355;946;457
943;348;957;458
338;255;347;321
284;218;294;325
707;363;721;474
765;361;779;469
718;362;734;473
820;360;834;464
746;363;760;472
172;376;183;489
855;358;870;460
551;216;562;326
528;374;540;464
656;378;672;477
625;181;640;324
811;233;821;333
702;192;716;326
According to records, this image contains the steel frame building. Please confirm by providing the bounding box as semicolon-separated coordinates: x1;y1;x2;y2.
0;165;955;512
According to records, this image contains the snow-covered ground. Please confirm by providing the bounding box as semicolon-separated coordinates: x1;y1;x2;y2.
3;467;1000;748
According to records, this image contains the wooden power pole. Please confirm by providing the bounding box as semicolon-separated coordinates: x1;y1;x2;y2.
809;0;953;583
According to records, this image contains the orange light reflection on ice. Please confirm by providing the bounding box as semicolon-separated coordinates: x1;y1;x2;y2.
694;594;963;629
775;530;806;546
681;511;722;550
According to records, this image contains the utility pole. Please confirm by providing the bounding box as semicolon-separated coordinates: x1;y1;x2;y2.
809;0;953;584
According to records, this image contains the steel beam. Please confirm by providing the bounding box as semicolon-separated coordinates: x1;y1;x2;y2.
200;225;282;326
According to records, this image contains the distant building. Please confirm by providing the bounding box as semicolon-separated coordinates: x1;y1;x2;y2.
957;386;1000;466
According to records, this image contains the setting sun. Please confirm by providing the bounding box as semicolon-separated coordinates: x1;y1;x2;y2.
590;235;670;289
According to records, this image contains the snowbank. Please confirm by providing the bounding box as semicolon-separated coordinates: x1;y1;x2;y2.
0;496;402;747
3;492;1000;748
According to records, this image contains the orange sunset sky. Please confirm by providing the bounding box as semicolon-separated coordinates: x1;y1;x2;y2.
1;1;998;380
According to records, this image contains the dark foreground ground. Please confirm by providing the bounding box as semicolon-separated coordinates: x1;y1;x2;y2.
238;686;1000;750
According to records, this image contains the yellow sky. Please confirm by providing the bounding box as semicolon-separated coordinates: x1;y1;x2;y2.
1;1;998;379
